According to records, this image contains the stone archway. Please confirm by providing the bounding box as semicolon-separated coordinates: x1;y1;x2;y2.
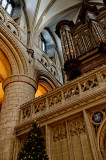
97;118;106;159
0;49;11;109
0;23;37;160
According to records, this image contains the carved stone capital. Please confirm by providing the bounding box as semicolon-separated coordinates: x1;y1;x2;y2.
2;75;38;91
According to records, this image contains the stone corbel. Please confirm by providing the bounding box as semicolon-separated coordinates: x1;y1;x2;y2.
27;48;34;64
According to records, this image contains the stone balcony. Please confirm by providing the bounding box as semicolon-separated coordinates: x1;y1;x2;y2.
15;64;106;135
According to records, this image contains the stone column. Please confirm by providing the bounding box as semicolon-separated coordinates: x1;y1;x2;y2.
45;125;51;160
83;110;100;160
0;75;37;160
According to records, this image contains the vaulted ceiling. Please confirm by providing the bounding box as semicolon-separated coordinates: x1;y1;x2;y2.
23;0;104;66
24;0;103;32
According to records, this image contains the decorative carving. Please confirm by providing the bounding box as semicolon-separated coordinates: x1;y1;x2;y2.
74;31;94;56
27;49;34;64
49;92;62;107
95;111;106;159
23;106;31;119
92;112;103;123
81;76;99;92
68;118;85;136
6;21;20;37
101;71;106;81
91;110;105;135
34;101;46;113
19;65;106;122
53;124;67;142
0;6;27;46
0;10;5;22
99;121;106;158
64;84;79;99
41;54;50;67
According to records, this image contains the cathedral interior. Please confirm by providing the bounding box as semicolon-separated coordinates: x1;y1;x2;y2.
0;0;106;159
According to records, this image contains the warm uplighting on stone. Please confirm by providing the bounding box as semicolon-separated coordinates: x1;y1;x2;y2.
35;84;49;98
0;60;8;79
0;60;8;103
0;83;4;103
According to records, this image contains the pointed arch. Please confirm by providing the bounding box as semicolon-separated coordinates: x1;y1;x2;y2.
97;117;106;159
0;23;29;75
36;70;60;90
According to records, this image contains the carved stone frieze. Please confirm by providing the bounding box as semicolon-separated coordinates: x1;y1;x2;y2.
68;118;85;136
52;123;67;142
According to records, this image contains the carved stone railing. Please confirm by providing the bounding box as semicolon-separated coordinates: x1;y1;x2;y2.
0;6;27;46
19;64;106;123
35;46;63;83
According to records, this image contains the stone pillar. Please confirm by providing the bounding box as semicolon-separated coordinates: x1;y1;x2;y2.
56;20;81;81
45;125;51;159
83;110;100;160
0;75;37;160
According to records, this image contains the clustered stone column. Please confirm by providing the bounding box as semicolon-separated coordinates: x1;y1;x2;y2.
56;20;81;81
0;75;37;160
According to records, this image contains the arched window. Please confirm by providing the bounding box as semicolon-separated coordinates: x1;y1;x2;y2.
0;0;13;15
41;34;46;53
41;29;56;61
6;3;12;14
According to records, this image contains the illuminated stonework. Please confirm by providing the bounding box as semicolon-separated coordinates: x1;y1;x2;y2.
35;83;49;98
0;59;8;103
0;83;4;102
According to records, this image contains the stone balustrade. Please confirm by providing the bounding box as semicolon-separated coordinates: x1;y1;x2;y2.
0;6;27;46
19;64;106;123
35;46;63;83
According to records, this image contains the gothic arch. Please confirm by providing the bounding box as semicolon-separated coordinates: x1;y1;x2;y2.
36;70;60;90
97;117;106;159
0;24;29;76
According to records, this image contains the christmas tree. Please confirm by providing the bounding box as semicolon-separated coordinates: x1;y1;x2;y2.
17;121;48;160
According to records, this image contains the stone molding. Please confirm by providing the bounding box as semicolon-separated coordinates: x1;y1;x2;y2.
2;75;38;91
0;6;27;46
97;117;106;159
36;70;61;88
0;23;28;75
